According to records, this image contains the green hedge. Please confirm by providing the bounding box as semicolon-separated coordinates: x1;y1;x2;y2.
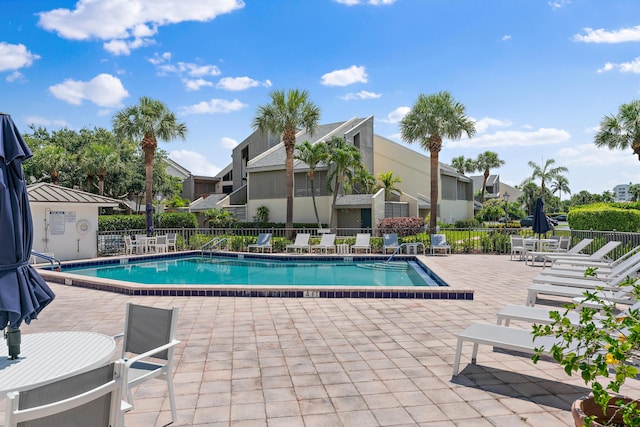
568;203;640;232
99;212;197;231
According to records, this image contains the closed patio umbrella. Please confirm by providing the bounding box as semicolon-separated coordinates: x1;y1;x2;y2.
532;197;551;237
0;113;55;358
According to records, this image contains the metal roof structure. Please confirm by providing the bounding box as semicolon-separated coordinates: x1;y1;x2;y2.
27;183;120;206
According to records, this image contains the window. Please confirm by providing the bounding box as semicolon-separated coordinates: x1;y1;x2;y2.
294;171;328;197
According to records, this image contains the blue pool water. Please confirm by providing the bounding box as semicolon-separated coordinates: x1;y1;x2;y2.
64;256;445;287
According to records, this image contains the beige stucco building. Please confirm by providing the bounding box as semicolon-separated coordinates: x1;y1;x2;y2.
194;116;474;229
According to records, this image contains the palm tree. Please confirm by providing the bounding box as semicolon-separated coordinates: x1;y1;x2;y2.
399;91;475;231
83;142;123;195
352;167;377;194
550;175;571;202
629;184;640;202
451;155;476;175
112;97;187;227
36;144;68;185
378;171;402;201
475;151;504;202
326;136;363;227
526;159;568;202
517;181;539;215
594;100;640;160
294;140;328;229
252;89;320;236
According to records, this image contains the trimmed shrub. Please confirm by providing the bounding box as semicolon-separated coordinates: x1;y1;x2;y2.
99;213;197;231
568;203;640;232
455;218;480;228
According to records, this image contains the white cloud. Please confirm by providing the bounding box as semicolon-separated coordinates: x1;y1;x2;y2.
149;51;171;65
548;0;571;10
379;106;410;124
220;137;238;149
157;61;221;77
180;98;247;115
321;65;368;86
449;127;570;148
574;25;640;43
38;0;245;54
558;143;637;167
104;37;154;56
217;76;271;91
472;117;512;134
340;90;382;100
502;35;511;41
597;57;640;74
48;73;129;107
184;78;214;91
6;71;24;82
24;116;68;127
169;150;221;176
0;42;40;72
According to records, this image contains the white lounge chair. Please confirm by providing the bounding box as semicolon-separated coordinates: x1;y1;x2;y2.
311;233;336;254
351;233;371;253
383;233;400;254
248;233;272;253
116;303;181;424
526;281;635;307
535;250;640;281
551;245;640;271
527;237;594;267
286;233;311;253
430;234;451;255
5;361;127;427
544;240;622;265
452;323;562;376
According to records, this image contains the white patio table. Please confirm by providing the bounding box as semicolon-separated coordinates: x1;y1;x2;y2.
0;331;115;395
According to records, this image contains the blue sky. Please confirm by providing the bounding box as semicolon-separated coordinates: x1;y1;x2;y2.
3;0;640;195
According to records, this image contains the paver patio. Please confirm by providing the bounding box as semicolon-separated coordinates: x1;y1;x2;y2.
5;254;640;426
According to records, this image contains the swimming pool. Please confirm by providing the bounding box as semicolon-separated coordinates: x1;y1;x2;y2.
38;252;474;300
63;256;441;287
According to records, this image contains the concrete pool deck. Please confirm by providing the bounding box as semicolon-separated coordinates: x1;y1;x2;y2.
9;254;640;426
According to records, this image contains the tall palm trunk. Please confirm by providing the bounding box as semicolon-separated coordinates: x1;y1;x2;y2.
481;169;489;202
428;135;442;233
142;134;157;229
329;174;341;228
283;126;296;240
98;169;106;196
308;172;322;229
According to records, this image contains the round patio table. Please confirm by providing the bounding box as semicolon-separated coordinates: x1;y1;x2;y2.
0;331;116;395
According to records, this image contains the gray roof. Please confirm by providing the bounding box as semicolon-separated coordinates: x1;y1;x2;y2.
27;183;120;206
417;194;431;209
189;194;227;211
247;119;363;171
335;194;373;207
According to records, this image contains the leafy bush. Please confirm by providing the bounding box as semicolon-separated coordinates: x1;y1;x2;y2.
377;217;424;237
99;213;197;231
569;203;640;232
455;218;481;228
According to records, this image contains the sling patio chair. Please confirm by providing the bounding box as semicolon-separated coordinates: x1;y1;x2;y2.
5;361;128;427
311;233;336;254
351;233;371;254
286;233;311;253
430;234;451;255
383;233;400;254
247;233;273;253
115;303;181;425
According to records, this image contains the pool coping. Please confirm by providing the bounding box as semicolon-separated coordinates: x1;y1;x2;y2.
37;251;474;300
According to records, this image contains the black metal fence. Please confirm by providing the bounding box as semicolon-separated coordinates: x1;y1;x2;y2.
97;227;640;258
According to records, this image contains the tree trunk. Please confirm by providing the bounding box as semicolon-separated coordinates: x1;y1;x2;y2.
98;170;106;196
481;169;489;202
329;175;340;229
309;172;322;229
285;141;295;239
430;151;439;232
141;134;157;232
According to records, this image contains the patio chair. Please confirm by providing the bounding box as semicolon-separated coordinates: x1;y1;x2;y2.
526;279;635;307
550;245;640;272
527;237;599;267
115;303;181;424
509;235;525;261
286;233;311;253
544;240;621;264
151;235;168;253
311;233;336;254
124;235;145;255
383;233;400;254
5;361;127;427
536;250;640;281
430;234;451;255
166;233;177;252
247;233;273;253
351;233;371;254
